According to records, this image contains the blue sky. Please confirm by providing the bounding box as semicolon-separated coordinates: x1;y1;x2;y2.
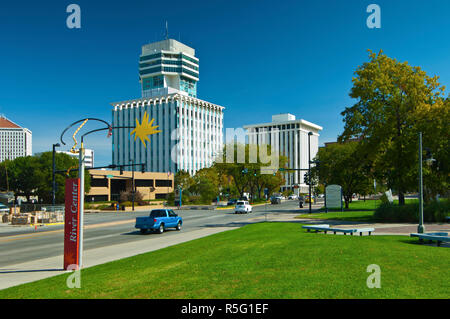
0;0;449;166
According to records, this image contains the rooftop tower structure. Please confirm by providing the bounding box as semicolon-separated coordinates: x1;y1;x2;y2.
139;39;199;98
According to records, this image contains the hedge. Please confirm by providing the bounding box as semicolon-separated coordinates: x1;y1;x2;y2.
374;199;449;223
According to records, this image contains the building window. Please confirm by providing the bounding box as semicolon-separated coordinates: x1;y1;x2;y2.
155;180;172;187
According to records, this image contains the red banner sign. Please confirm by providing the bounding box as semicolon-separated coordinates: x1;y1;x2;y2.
64;178;81;270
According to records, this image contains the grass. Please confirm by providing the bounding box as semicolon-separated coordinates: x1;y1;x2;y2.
300;199;420;223
1;222;448;299
298;210;377;222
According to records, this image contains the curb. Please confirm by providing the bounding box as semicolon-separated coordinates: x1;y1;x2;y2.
29;222;64;228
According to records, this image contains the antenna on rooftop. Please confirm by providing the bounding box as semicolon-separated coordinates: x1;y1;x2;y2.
165;21;169;40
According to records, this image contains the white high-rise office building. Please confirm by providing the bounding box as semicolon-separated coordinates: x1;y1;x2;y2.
244;114;322;193
0;115;32;162
112;39;224;175
57;149;95;168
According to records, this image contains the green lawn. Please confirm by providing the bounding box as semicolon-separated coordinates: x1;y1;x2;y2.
298;210;377;222
300;199;419;222
1;222;448;299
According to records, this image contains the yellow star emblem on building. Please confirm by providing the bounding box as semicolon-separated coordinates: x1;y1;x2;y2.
130;111;161;148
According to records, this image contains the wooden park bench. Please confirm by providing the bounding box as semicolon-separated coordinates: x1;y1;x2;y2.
302;225;374;236
410;232;450;247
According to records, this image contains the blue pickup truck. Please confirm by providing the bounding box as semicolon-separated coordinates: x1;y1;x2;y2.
135;209;183;234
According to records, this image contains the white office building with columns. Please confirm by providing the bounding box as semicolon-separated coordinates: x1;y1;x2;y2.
244;113;322;193
0;115;32;163
112;39;224;175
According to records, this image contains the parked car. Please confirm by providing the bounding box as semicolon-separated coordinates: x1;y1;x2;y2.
135;209;183;234
235;201;252;214
288;194;298;200
305;195;315;203
227;199;238;206
0;203;9;213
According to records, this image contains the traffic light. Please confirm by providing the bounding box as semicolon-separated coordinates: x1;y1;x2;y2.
303;172;310;185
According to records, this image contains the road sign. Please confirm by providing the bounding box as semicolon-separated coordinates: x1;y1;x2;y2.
385;189;393;203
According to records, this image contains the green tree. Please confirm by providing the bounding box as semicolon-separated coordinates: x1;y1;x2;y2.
312;141;372;209
190;167;220;203
174;170;194;195
340;50;448;204
415;97;449;201
34;152;90;204
0;152;91;204
214;143;287;200
5;156;43;202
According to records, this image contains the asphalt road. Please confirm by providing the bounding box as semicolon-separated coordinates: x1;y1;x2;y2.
0;200;311;268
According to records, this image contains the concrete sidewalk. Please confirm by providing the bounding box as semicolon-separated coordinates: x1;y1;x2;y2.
293;215;450;235
250;213;450;236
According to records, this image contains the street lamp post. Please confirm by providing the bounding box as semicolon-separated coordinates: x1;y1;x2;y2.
130;159;135;211
52;143;61;207
308;132;313;214
78;142;85;269
418;132;425;234
178;184;183;208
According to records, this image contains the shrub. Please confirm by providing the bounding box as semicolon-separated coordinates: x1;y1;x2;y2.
120;190;146;206
121;201;133;207
188;195;210;205
374;199;449;223
379;193;389;204
99;204;115;210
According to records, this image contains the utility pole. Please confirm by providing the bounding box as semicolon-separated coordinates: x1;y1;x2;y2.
3;158;9;192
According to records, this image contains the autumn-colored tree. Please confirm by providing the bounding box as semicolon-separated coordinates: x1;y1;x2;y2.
340;50;448;204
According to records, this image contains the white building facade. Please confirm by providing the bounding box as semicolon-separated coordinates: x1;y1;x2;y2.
244;114;322;193
0;116;32;162
112;94;224;176
57;149;94;168
112;39;224;175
